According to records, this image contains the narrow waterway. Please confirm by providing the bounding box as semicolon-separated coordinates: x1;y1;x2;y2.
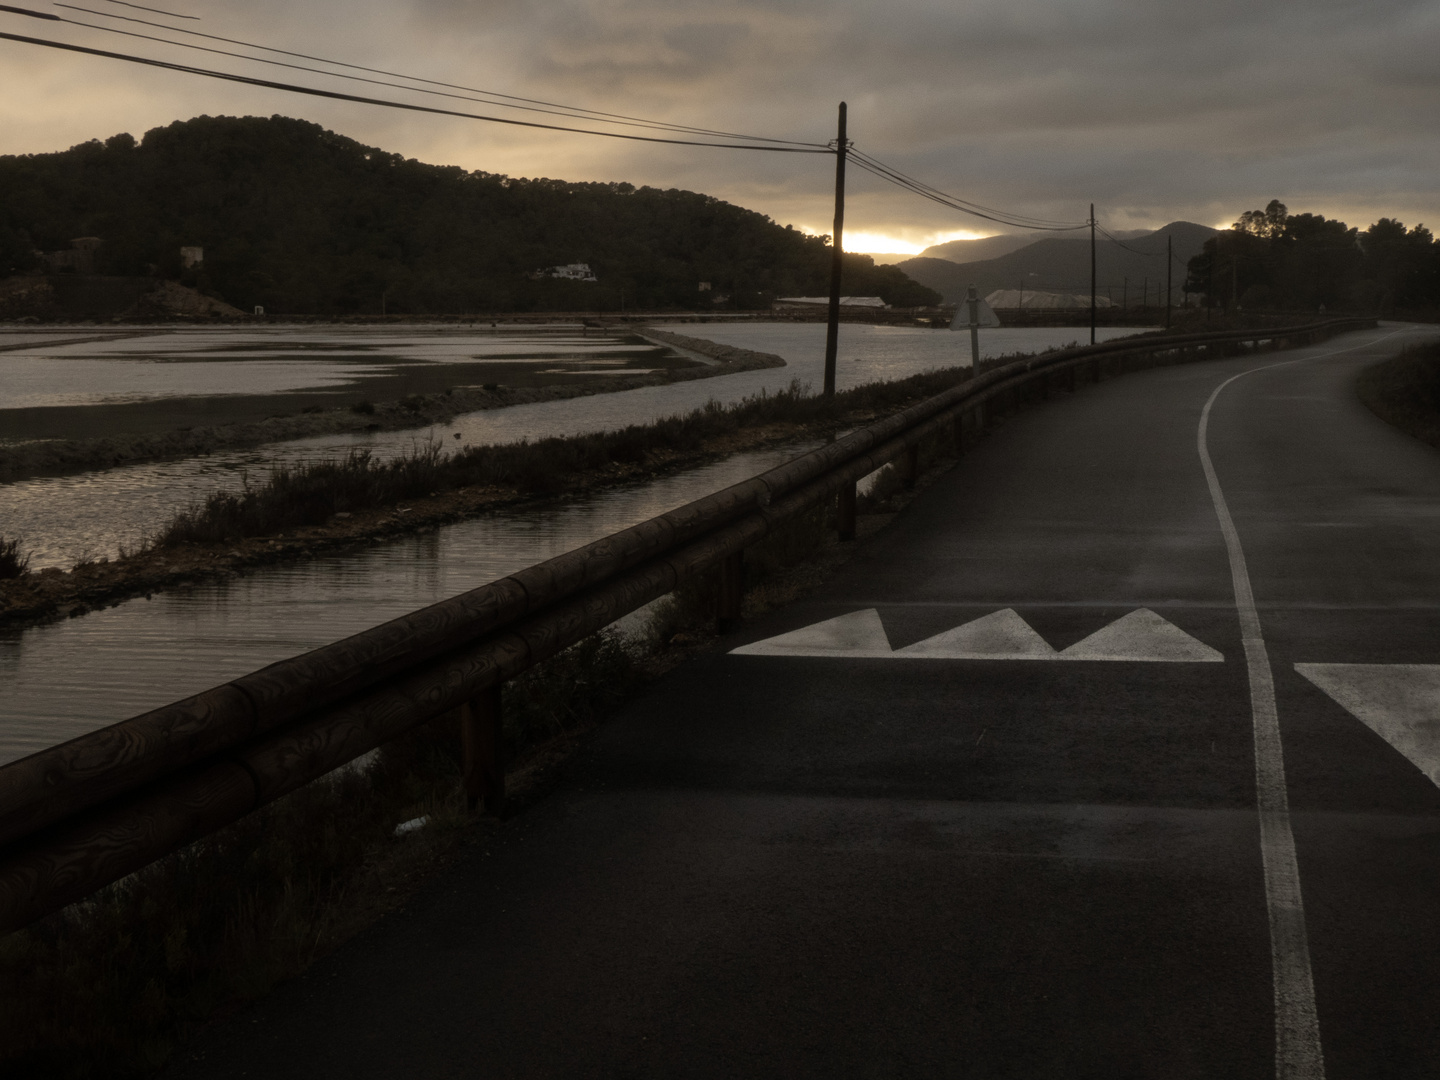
1;323;1144;567
0;440;826;765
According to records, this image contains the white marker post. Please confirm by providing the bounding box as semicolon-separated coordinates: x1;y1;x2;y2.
950;283;1001;367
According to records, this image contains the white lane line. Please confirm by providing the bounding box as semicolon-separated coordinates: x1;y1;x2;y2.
1196;329;1403;1079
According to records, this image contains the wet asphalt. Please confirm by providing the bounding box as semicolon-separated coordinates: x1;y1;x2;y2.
166;324;1440;1079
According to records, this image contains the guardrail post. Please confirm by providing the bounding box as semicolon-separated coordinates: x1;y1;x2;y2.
952;414;965;455
837;481;857;541
718;550;744;632
461;684;504;816
900;444;919;488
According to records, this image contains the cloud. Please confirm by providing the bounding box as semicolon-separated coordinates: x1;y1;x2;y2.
1;0;1436;238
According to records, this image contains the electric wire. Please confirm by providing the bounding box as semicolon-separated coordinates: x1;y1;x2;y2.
48;2;826;147
104;0;194;19
849;148;1088;232
0;29;833;152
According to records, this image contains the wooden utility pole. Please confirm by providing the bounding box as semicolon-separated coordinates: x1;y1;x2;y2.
1089;204;1096;344
1165;234;1173;329
823;102;848;399
1207;234;1216;321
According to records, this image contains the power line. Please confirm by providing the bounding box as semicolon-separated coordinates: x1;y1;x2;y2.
848;148;1088;232
47;2;826;148
104;0;195;19
0;28;834;153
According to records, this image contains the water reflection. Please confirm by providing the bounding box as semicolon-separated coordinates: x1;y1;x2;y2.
0;440;825;765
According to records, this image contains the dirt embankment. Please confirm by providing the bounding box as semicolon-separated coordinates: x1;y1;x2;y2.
0;328;785;481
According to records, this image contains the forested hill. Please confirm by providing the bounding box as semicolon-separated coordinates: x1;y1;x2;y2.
0;115;939;315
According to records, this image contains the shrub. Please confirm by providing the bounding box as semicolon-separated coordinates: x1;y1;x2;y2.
0;536;28;579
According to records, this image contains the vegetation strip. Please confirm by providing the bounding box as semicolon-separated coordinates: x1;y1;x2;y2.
1355;340;1440;449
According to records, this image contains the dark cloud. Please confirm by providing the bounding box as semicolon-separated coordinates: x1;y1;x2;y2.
0;0;1435;245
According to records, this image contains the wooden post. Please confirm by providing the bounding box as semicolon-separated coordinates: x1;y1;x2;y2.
1089;203;1097;345
717;550;744;632
823;103;848;399
1166;234;1173;330
461;684;504;815
900;444;920;488
952;414;965;455
837;481;857;541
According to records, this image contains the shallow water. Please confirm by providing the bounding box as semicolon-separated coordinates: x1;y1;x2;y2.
0;440;825;766
1;323;1146;568
0;325;670;408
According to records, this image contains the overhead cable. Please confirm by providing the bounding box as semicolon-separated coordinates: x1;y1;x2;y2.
105;0;195;19
0;29;833;153
849;148;1088;232
49;2;826;148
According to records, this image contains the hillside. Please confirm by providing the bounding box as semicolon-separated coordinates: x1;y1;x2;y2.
0;115;939;315
915;234;1035;264
900;222;1217;304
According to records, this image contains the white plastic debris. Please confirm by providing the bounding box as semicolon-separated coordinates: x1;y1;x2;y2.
393;815;429;837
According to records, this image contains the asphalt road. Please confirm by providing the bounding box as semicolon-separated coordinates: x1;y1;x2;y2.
168;323;1440;1079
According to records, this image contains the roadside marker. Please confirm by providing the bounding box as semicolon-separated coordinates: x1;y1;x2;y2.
732;607;1220;662
1295;663;1440;788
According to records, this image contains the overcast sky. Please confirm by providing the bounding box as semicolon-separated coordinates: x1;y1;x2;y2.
1;0;1437;253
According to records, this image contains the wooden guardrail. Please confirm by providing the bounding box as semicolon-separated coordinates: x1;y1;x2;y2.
0;317;1375;933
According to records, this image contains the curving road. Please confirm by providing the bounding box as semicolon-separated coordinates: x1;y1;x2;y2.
169;323;1440;1079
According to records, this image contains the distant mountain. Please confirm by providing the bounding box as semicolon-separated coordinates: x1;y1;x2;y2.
898;222;1217;305
917;234;1035;263
0;115;940;314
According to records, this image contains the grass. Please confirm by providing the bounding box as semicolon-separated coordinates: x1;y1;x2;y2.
1355;341;1440;448
152;365;991;550
0;630;641;1080
0;537;28;579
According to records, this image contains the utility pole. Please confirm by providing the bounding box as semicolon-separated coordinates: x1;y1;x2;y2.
1207;234;1216;321
1165;234;1173;330
823;102;848;399
1089;203;1096;345
967;284;981;367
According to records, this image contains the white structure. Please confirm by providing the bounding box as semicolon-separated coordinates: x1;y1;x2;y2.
985;288;1115;309
951;284;1001;367
773;296;889;311
180;246;204;269
536;263;597;282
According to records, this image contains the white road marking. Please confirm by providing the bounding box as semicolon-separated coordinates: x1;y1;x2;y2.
729;608;892;657
1059;608;1223;662
1199;329;1406;1079
1295;664;1440;788
896;608;1057;659
733;607;1221;662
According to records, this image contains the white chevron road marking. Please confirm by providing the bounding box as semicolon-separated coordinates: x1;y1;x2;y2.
732;608;1222;663
1295;663;1440;788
